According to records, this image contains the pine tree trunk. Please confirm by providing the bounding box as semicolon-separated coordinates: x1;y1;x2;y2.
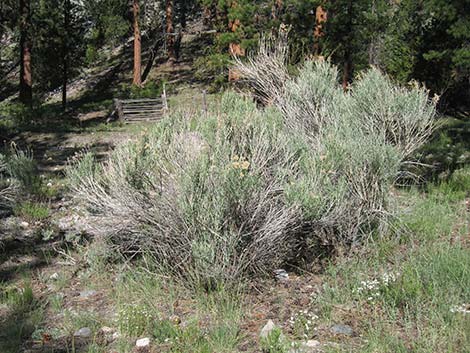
132;0;142;86
62;0;69;110
19;0;32;106
342;55;352;90
342;1;353;89
203;2;218;27
203;5;211;27
166;0;176;62
228;1;244;81
271;0;282;20
313;5;327;56
180;0;187;29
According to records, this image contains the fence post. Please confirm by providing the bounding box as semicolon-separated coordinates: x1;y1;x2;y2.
162;83;169;116
114;98;124;121
202;89;208;117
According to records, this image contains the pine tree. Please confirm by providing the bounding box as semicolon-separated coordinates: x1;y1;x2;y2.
19;0;32;106
33;0;86;102
313;4;327;56
62;0;70;109
322;0;371;88
133;0;142;86
166;0;176;62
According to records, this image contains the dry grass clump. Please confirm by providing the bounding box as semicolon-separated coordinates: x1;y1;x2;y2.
68;35;435;285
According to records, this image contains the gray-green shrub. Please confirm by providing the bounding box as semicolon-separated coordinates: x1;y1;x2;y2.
68;35;435;284
69;97;301;285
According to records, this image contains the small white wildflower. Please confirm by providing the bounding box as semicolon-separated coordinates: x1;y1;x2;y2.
450;304;470;314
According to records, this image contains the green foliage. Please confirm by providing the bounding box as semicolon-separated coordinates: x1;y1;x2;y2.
4;145;41;195
378;0;470;102
410;116;470;181
119;81;164;99
82;0;129;47
153;319;180;343
0;282;35;313
425;166;470;201
118;304;154;337
0;153;17;212
194;53;232;90
115;263;242;352
0;103;35;126
33;0;87;93
385;245;470;308
66;151;100;191
14;201;50;222
260;327;290;353
0;102;72;133
62;309;102;335
447;166;470;194
0;281;43;353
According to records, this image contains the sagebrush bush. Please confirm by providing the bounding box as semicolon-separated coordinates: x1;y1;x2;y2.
69;96;300;285
69;34;435;285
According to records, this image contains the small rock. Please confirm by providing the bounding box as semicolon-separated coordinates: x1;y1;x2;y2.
20;221;29;229
330;324;354;336
304;340;321;348
260;319;276;339
112;332;121;340
274;269;289;281
100;326;115;334
169;315;181;325
136;337;150;347
49;272;59;280
289;340;321;353
79;290;97;299
74;327;92;338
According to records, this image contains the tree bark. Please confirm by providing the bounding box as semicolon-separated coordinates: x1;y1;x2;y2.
62;0;69;110
313;5;327;56
132;0;142;86
19;0;32;106
166;0;176;62
271;0;282;20
179;0;187;29
341;0;353;90
203;5;211;27
228;1;244;81
141;37;164;83
342;55;352;90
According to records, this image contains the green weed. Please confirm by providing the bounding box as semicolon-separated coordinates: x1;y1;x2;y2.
118;303;154;337
0;282;35;312
0;282;43;353
13;201;50;222
260;326;290;353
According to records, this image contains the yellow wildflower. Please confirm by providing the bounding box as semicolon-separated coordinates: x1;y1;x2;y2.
240;161;250;170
